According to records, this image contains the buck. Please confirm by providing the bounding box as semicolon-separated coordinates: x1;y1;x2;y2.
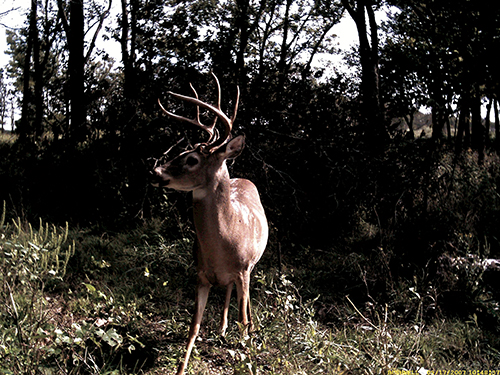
151;74;268;375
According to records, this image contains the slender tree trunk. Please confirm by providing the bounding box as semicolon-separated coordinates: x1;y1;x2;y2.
484;98;492;148
404;110;415;139
0;74;5;133
445;116;451;139
494;98;499;148
277;0;292;95
303;22;335;77
470;92;484;162
120;0;138;101
429;69;446;141
33;18;43;138
19;0;37;140
464;111;471;148
69;0;85;139
85;0;112;64
235;0;250;84
456;95;470;154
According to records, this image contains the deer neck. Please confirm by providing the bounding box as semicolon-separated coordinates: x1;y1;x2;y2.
192;163;232;235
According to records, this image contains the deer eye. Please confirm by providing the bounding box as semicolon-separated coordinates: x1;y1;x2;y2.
186;156;199;166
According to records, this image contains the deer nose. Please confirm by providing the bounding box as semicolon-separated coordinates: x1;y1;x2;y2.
150;169;162;183
150;169;170;187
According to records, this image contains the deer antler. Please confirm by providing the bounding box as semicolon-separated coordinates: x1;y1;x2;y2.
158;73;240;153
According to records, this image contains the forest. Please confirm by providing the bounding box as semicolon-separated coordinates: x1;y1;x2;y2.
0;0;500;373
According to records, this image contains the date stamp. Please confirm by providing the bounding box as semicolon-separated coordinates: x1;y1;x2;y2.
388;370;500;375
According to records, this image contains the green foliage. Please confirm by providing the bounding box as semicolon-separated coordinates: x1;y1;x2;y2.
383;0;500;142
1;204;499;374
0;204;75;374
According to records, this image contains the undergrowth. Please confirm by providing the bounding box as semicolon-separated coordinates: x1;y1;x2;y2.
1;194;499;374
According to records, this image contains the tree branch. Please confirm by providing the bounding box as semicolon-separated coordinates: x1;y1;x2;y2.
85;0;113;63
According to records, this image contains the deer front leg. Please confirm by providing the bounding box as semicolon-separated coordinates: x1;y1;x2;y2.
177;283;210;375
246;292;254;332
220;283;233;336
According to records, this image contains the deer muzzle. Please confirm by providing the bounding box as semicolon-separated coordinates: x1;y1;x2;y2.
150;168;170;188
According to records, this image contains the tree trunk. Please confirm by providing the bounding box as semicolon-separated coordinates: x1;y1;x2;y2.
342;0;386;146
69;0;86;139
0;73;6;133
484;98;492;148
235;0;266;88
120;0;138;101
455;95;470;155
277;0;292;95
33;17;44;138
257;2;276;79
19;0;37;140
235;0;250;84
303;22;335;77
470;92;484;162
494;98;499;148
431;104;445;141
404;110;415;139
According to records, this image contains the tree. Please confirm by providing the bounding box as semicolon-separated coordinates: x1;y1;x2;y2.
119;0;138;101
380;37;426;139
387;0;500;156
0;69;7;132
18;0;38;140
56;0;112;139
341;0;387;144
238;0;343;131
57;0;85;139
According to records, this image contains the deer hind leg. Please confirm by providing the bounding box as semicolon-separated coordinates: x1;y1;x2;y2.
235;272;253;332
177;283;210;375
220;282;233;336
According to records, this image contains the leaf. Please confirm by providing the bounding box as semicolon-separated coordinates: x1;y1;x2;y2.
83;283;96;294
96;328;123;347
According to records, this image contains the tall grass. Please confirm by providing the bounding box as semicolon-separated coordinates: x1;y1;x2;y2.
0;202;75;374
1;202;499;374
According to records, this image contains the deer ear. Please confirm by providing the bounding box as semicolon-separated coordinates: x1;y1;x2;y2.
222;135;245;159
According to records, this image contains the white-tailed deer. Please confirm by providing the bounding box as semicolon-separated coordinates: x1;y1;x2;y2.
151;74;268;375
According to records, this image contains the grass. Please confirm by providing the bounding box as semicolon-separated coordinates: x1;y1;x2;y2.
1;202;499;375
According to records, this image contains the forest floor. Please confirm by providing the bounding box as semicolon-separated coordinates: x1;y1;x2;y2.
1;215;499;374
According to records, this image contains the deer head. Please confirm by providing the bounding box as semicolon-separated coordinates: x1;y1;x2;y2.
151;73;241;194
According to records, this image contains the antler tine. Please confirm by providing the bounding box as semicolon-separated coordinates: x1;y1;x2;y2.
190;83;218;144
189;83;201;127
212;72;222;111
159;74;236;153
209;73;239;128
231;85;240;124
202;73;234;152
201;79;219;145
158;91;217;141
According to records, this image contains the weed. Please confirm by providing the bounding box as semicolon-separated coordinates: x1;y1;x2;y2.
0;204;74;374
